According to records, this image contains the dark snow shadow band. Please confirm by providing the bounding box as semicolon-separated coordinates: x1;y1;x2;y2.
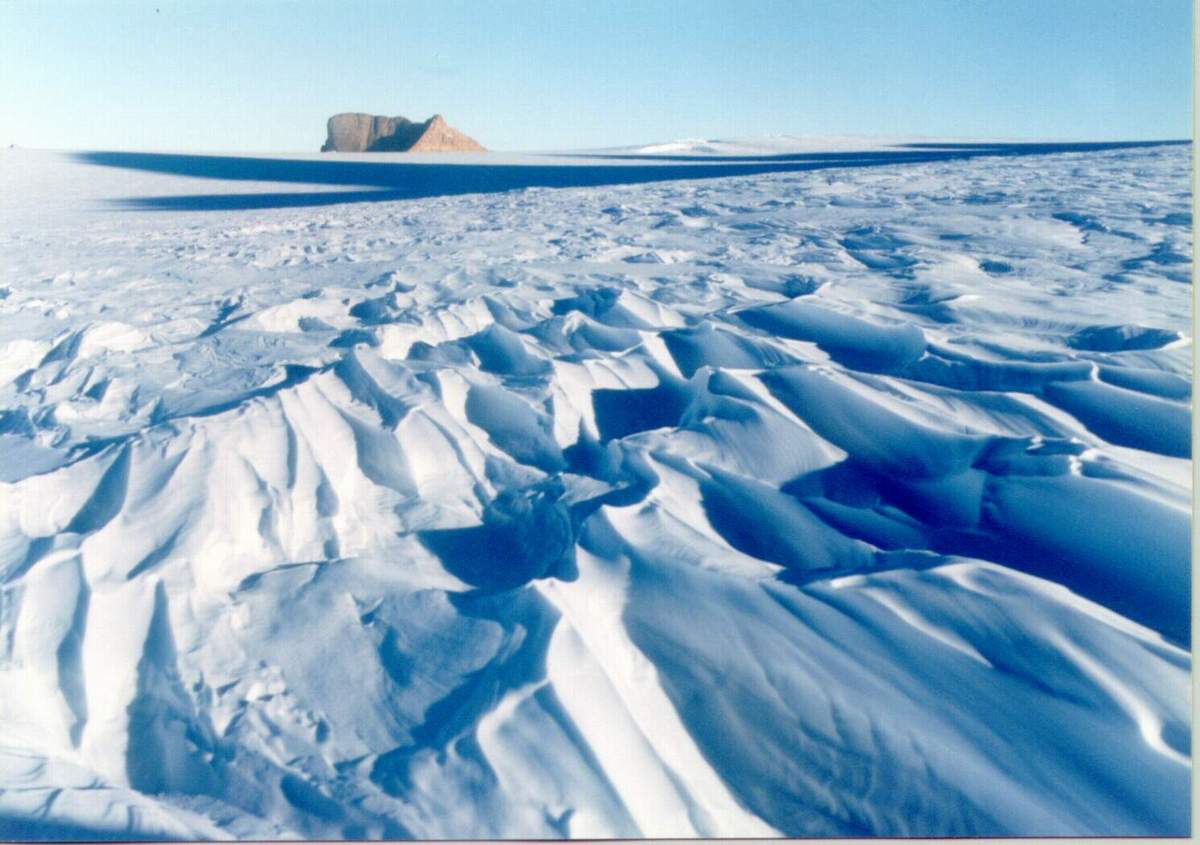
75;140;1186;211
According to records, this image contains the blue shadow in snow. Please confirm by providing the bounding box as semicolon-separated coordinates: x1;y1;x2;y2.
75;140;1187;211
0;816;174;842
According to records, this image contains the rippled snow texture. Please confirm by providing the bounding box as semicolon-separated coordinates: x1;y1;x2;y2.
0;144;1191;838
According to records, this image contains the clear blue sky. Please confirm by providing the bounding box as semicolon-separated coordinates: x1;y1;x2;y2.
1;0;1191;151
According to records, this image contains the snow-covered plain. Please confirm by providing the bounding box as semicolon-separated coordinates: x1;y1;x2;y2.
0;139;1192;839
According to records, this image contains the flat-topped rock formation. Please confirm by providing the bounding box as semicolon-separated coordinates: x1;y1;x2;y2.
321;113;485;153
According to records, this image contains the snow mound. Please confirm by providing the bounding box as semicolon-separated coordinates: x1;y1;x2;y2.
624;135;944;156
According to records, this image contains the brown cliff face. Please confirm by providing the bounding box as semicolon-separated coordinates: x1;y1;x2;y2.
321;113;485;152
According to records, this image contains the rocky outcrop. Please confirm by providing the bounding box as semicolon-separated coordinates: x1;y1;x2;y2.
321;113;485;153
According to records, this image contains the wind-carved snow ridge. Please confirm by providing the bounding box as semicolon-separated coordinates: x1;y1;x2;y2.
0;142;1191;838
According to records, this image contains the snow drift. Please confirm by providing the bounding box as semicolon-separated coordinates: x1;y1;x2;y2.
0;139;1191;838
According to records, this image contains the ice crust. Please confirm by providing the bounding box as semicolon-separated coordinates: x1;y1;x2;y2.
0;142;1192;838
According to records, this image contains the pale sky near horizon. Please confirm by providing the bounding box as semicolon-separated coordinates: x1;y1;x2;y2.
0;0;1192;152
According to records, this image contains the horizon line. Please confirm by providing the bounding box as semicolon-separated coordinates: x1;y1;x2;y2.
6;136;1191;157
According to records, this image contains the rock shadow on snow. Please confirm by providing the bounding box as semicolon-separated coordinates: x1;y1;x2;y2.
75;141;1187;211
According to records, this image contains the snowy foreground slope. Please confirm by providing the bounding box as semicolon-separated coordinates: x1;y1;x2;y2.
0;141;1191;839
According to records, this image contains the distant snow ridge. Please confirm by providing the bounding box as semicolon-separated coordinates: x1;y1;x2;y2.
0;142;1192;839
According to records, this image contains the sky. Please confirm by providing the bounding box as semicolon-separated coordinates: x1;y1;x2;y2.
0;0;1192;152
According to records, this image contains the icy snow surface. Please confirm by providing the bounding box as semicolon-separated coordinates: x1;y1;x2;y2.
0;140;1192;838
